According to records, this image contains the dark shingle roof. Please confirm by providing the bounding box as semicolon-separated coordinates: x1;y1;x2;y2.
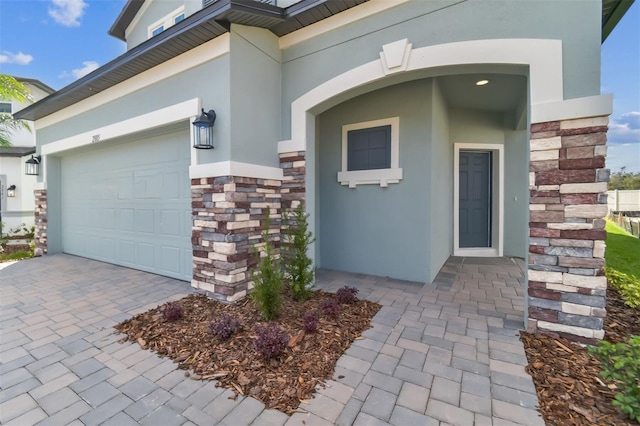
16;0;366;121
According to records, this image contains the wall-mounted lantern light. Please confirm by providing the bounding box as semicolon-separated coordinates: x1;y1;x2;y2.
7;185;16;197
192;109;216;149
25;155;41;176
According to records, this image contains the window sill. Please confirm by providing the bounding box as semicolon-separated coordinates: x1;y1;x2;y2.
337;168;403;188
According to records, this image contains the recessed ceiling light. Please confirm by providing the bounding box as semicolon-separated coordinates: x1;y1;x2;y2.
476;79;489;86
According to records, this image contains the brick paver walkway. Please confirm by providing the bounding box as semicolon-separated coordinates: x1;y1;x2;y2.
0;254;544;425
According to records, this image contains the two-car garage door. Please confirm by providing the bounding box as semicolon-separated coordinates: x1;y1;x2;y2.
61;129;192;281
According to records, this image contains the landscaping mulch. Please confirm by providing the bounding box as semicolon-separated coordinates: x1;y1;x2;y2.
115;291;381;415
521;286;639;426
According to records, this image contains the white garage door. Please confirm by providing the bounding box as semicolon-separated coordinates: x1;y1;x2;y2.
61;129;192;281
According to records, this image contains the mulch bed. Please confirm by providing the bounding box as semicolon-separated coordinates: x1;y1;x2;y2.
521;286;640;425
115;290;381;414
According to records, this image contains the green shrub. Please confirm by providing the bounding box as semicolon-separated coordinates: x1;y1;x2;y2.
0;250;33;261
606;267;640;309
589;336;640;422
250;207;283;321
282;204;315;301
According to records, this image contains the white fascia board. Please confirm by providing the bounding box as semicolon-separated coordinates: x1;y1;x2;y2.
125;0;155;41
531;94;613;124
41;98;200;156
36;34;230;130
279;0;411;50
189;161;284;180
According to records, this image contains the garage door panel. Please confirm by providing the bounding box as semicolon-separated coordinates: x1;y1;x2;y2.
134;209;155;233
118;175;134;199
119;209;134;231
119;240;135;264
61;129;191;281
160;210;180;236
164;172;181;199
135;171;164;199
101;209;116;229
137;242;155;268
160;246;181;275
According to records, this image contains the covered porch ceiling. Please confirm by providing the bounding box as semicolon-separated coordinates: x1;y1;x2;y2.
438;74;527;113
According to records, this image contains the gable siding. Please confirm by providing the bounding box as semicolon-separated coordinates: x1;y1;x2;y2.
126;0;203;50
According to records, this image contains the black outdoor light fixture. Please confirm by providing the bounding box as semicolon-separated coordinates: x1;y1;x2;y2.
7;185;16;197
192;109;216;149
25;155;41;176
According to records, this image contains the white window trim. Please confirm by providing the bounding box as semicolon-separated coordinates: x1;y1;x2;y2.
337;117;402;188
147;6;185;39
0;102;12;114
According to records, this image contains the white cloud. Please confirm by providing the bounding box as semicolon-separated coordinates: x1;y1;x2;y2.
60;61;99;80
608;111;640;145
48;0;87;27
0;51;34;65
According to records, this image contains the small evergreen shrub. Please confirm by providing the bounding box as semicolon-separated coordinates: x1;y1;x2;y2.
606;267;640;308
321;299;342;319
161;302;183;321
282;205;315;301
335;286;359;304
589;336;640;422
302;311;319;333
250;207;283;321
209;315;242;340
254;324;289;359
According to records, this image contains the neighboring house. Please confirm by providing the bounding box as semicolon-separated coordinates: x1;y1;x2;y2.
0;77;55;232
16;0;634;342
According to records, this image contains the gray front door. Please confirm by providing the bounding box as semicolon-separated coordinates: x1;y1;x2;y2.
459;151;492;248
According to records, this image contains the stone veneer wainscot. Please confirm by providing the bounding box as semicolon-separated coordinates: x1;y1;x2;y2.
190;151;306;301
34;189;47;257
190;175;282;302
527;116;610;344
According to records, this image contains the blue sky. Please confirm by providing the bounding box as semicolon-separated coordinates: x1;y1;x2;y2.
0;0;638;172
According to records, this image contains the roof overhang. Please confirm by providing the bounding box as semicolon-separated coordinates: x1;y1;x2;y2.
16;0;366;122
109;0;145;42
16;0;631;122
602;0;635;42
13;77;55;95
0;146;36;158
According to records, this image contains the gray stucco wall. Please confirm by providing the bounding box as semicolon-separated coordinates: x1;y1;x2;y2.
126;0;201;50
36;55;230;166
449;109;505;144
504;130;529;259
281;0;601;139
318;80;432;283
430;79;452;280
229;25;282;168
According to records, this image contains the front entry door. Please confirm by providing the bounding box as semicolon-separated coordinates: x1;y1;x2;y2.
459;151;492;248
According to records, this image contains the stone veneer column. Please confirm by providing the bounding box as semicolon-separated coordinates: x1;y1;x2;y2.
279;151;306;209
34;189;47;256
528;116;609;343
191;176;281;302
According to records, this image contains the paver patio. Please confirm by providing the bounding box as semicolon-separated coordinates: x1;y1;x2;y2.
0;254;544;425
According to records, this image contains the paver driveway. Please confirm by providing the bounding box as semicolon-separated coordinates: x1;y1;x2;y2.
0;254;544;425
